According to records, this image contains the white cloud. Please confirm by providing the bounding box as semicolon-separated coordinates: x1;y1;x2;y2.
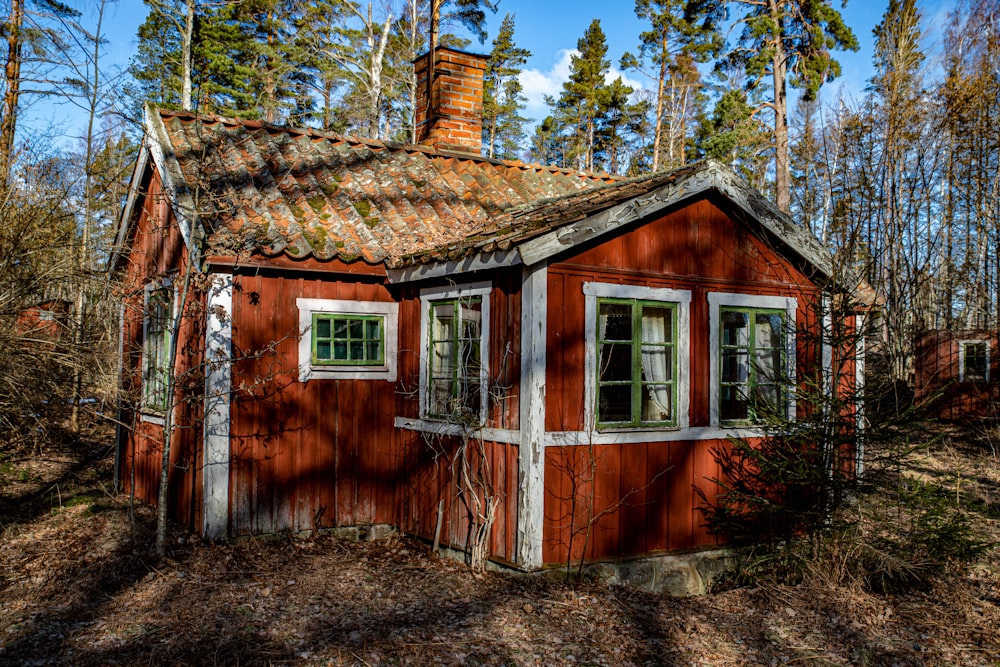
519;49;651;121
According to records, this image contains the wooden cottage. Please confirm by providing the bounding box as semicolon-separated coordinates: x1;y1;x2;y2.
111;48;859;581
914;330;999;419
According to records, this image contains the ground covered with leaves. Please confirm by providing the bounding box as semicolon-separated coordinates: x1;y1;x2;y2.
0;430;997;666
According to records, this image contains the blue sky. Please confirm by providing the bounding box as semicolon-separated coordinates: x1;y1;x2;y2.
43;0;958;139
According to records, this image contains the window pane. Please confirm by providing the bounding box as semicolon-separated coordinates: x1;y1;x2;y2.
432;340;454;377
349;341;364;360
317;341;332;360
642;384;672;422
460;300;482;338
721;385;748;421
640;346;671;382
367;341;381;361
316;318;331;339
755;383;782;415
599;303;631;340
755;313;784;348
366;319;381;340
722;351;749;383
600;342;632;382
599;384;632;422
722;311;749;346
755;348;781;381
333;319;348;339
641;307;672;343
349;320;363;339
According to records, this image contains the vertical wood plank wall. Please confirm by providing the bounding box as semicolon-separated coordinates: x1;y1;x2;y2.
541;196;824;565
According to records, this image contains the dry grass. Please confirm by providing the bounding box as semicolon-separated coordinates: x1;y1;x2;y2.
0;426;997;667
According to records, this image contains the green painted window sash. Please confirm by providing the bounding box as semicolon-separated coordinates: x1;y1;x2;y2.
426;296;482;420
143;287;172;412
596;298;677;428
719;306;787;425
311;312;385;366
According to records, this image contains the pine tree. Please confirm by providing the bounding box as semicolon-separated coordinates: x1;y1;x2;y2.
552;19;611;172
696;0;858;212
621;0;721;172
482;13;530;159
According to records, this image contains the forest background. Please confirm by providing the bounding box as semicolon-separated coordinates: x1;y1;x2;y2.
0;0;998;452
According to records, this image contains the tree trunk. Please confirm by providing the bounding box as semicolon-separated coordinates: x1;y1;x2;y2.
770;0;791;213
1;0;24;187
181;0;195;111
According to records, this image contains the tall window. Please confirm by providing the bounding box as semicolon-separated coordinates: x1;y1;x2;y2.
719;307;788;423
427;296;484;420
597;299;676;427
142;285;173;412
960;341;989;382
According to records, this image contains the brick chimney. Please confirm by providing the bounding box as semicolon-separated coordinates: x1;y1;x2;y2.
414;47;488;154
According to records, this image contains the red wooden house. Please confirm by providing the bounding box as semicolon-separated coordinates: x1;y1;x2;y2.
112;48;858;587
914;330;999;419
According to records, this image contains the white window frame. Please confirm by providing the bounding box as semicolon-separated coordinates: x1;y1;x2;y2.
583;282;691;432
958;339;990;383
708;292;797;428
418;281;491;424
296;298;399;382
141;278;176;421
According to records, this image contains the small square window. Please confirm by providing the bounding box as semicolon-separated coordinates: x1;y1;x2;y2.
311;313;384;366
296;299;398;382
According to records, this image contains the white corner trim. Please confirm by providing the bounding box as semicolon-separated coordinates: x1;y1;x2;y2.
295;298;399;382
708;292;797;427
517;263;547;569
855;313;866;477
417;282;492;422
583;282;692;432
203;273;233;540
958;338;991;382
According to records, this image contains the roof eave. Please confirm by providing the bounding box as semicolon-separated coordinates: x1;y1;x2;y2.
108;142;151;276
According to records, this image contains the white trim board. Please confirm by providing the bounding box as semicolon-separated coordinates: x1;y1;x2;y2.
203;273;233;539
517;263;547;569
295;298;400;382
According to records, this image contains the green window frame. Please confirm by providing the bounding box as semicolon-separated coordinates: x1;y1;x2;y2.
426;296;483;420
719;306;788;424
596;298;677;428
311;313;384;366
142;286;173;412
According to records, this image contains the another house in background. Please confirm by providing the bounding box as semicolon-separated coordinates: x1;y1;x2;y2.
914;330;999;420
111;47;860;592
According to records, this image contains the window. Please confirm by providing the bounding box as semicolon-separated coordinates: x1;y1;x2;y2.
597;299;677;427
960;340;989;382
311;313;383;366
296;299;399;382
719;308;788;423
709;293;796;427
584;283;691;431
419;283;490;423
142;283;173;413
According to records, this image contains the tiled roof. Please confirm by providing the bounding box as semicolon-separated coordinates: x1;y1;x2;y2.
396;162;707;266
392;159;835;280
150;109;618;263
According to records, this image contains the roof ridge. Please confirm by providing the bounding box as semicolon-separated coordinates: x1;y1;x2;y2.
153;106;621;183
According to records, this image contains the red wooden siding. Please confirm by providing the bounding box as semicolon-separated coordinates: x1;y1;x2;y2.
118;167;204;531
391;272;522;562
541;195;826;564
914;330;1000;420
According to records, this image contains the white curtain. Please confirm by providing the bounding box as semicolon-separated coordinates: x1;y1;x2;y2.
640;310;671;420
